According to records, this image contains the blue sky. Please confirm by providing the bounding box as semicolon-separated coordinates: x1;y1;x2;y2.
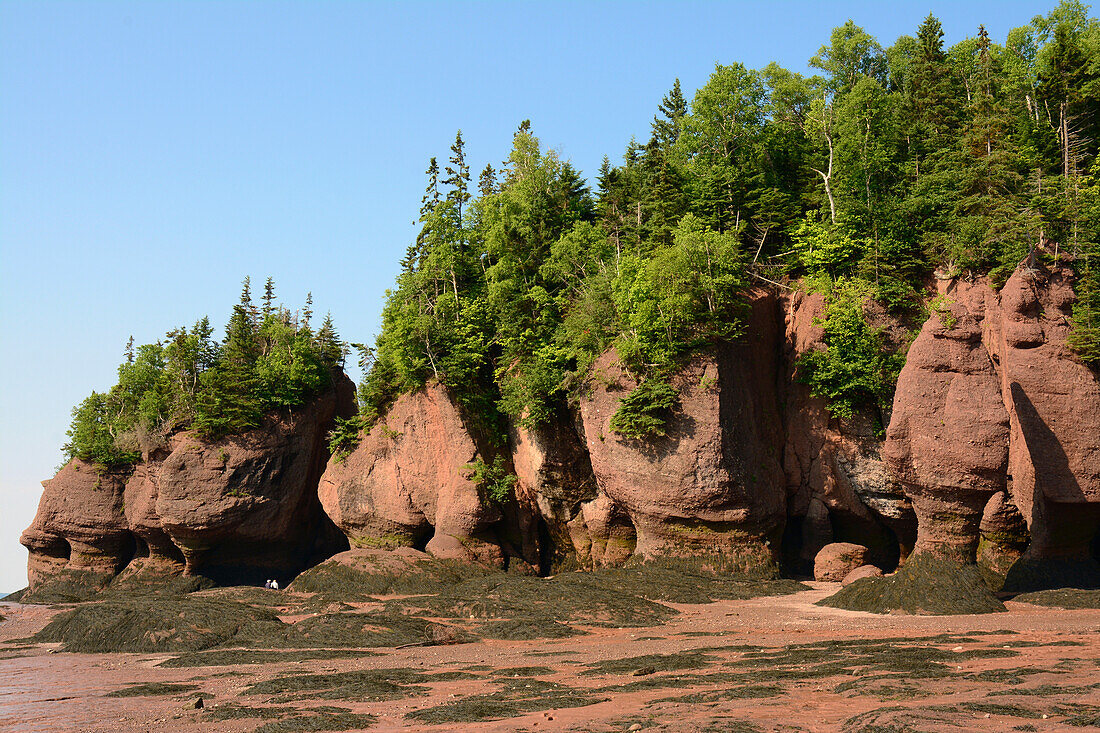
0;0;1061;591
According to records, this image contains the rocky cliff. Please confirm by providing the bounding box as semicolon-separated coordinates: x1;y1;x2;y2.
886;260;1100;584
21;373;355;591
318;288;916;577
317;383;533;569
22;261;1100;595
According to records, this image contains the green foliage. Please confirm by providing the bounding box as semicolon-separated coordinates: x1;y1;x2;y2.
355;5;1099;442
465;456;517;505
613;214;748;372
608;377;677;439
929;293;958;328
65;281;343;465
1067;163;1100;366
796;278;902;422
790;214;865;277
326;415;367;462
64;393;140;467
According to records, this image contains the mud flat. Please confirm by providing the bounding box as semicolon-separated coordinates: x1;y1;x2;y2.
2;579;1099;733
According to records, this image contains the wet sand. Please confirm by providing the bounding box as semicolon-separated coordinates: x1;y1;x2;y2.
2;583;1098;732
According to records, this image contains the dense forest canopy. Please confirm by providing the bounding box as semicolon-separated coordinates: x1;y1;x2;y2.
65;278;346;467
344;2;1099;446
68;3;1100;468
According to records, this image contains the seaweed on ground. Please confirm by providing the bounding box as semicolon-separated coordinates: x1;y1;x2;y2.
405;678;607;724
289;554;494;599
392;572;676;629
818;554;1007;615
204;704;287;721
966;667;1054;685
649;684;785;704
493;666;555;677
1011;588;1100;609
18;564;216;605
958;701;1044;719
106;682;200;697
16;570;113;604
159;649;377;668
1002;558;1100;593
582;650;717;676
987;682;1100;697
283;611;473;648
250;712;378;732
34;596;286;653
384;563;802;634
242;668;477;703
841;705;963;732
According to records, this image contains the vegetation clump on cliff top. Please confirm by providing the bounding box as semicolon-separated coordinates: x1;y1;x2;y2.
817;553;1007;615
65;278;346;468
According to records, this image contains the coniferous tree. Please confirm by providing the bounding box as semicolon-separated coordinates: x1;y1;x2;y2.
444;130;471;219
651;78;688;151
478;163;497;197
262;277;275;316
419;157;441;219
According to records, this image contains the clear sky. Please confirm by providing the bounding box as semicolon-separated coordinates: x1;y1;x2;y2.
0;0;1062;592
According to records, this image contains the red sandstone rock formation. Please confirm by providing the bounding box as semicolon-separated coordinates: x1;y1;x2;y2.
885;259;1100;570
841;564;883;585
813;542;872;582
783;290;915;572
573;290;786;570
978;491;1030;575
152;374;354;581
21;374;355;589
317;383;521;568
996;265;1100;560
20;461;132;589
884;294;1010;562
510;410;597;570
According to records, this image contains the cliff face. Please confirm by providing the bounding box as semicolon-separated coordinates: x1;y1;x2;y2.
886;261;1100;571
317;288;917;575
572;290;786;571
782;291;915;573
22;262;1100;590
21;373;355;590
317;383;523;568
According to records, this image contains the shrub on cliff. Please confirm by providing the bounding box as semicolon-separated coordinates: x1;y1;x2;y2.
65;279;345;467
796;277;903;424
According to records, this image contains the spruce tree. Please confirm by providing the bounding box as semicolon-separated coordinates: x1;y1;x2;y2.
651;78;687;150
478;164;497;197
419;157;441;219
443;130;471;218
262;277;275;316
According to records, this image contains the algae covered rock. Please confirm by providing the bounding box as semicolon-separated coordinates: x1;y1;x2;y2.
818;554;1006;615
